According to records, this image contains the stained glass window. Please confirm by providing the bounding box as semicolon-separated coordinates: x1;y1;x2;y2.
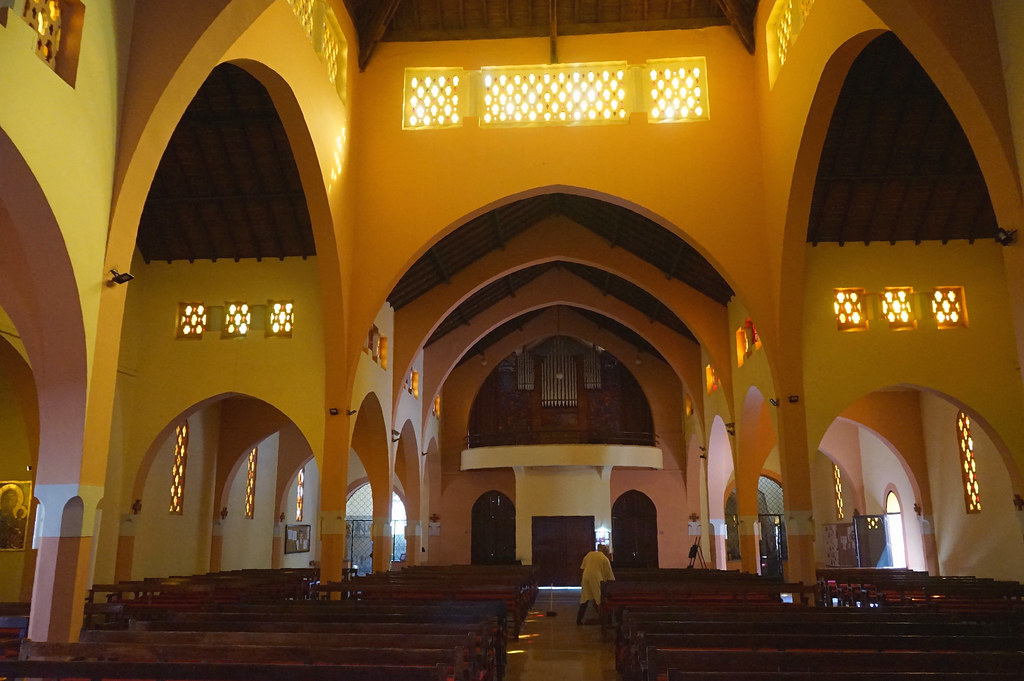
245;448;257;519
295;468;304;522
957;412;981;513
169;422;188;514
833;464;844;520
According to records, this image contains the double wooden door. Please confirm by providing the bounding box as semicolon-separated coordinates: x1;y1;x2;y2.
531;516;594;586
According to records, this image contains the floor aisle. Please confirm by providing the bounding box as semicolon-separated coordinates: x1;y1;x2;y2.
505;588;618;681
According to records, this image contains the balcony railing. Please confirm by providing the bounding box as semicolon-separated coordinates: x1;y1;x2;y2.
466;430;655;448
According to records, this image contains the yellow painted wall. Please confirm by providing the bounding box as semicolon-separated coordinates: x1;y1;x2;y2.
132;404;219;578
802;241;1024;477
114;256;326;526
921;392;1024;579
513;466;610;565
221;432;279;569
0;346;33;600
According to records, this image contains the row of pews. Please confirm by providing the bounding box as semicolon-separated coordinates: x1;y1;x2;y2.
613;568;1024;681
818;567;1024;609
0;565;538;681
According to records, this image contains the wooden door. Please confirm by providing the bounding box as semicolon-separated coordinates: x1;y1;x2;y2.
471;491;517;565
531;516;594;586
611;490;659;568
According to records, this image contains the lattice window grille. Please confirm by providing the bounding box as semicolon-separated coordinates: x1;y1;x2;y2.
295;468;304;522
516;352;535;390
757;476;785;515
267;301;294;337
646;58;708;123
932;286;967;329
244;448;257;519
583;349;602;390
882;287;916;330
176;303;207;339
22;0;62;69
957;412;981;513
833;288;868;331
541;339;577;407
346;483;373;520
833;464;845;520
223;302;250;337
287;0;317;44
404;58;709;130
169;422;188;515
482;63;629;127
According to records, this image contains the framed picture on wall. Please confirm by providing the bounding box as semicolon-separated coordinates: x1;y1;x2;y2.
0;481;32;551
285;524;310;554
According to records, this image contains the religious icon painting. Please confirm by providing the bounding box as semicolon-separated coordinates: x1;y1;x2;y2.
0;481;32;551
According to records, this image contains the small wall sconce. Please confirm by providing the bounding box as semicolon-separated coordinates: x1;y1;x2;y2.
768;398;779;407
913;502;922;516
109;269;134;285
328;407;339;416
279;512;286;522
131;499;142;515
220;507;228;520
788;395;800;403
429;513;440;523
346;409;357;416
1013;494;1024;511
421;451;429;457
724;422;736;436
996;228;1018;246
391;429;401;443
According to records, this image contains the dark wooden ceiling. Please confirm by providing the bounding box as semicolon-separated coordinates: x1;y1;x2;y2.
344;0;757;70
390;192;734;312
458;304;666;365
807;32;998;246
136;64;316;263
427;260;696;347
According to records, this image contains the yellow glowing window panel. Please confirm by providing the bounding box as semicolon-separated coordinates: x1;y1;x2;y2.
245;448;257;519
169;422;188;515
704;364;719;396
22;0;62;69
833;464;844;520
645;58;709;123
222;302;251;338
379;337;388;370
767;0;814;87
404;69;465;129
932;286;967;329
287;0;316;43
296;468;304;522
267;301;295;337
480;62;630;127
957;412;981;513
433;395;441;418
684;393;693;417
176;303;207;339
322;9;347;96
833;288;867;331
410;370;420;399
882;287;916;330
866;516;880;530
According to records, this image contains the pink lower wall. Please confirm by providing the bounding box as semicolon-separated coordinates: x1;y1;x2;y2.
610;468;690;568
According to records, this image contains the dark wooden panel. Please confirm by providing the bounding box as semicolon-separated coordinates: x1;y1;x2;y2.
532;516;594;586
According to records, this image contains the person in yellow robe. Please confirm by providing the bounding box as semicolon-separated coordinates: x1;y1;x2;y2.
577;543;614;624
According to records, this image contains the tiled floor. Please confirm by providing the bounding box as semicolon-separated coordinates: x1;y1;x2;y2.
506;588;618;681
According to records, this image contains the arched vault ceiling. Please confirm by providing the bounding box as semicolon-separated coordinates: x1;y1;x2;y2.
807;32;998;246
425;262;696;348
344;0;757;70
457;305;666;367
136;64;316;263
389;193;735;311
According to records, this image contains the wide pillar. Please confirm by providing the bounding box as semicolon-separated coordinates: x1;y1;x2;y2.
29;485;102;642
777;399;816;585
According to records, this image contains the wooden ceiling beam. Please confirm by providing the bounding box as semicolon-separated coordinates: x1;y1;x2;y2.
358;0;405;71
714;0;754;54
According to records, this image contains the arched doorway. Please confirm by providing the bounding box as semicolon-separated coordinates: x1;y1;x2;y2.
885;490;907;569
757;476;787;580
471;491;516;565
611;490;658;568
345;483;373;576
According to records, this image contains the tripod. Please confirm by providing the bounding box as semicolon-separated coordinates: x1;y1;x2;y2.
687;536;707;569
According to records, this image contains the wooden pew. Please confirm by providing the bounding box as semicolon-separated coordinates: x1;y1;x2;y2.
0;658;448;680
22;641;474;681
667;671;1023;681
